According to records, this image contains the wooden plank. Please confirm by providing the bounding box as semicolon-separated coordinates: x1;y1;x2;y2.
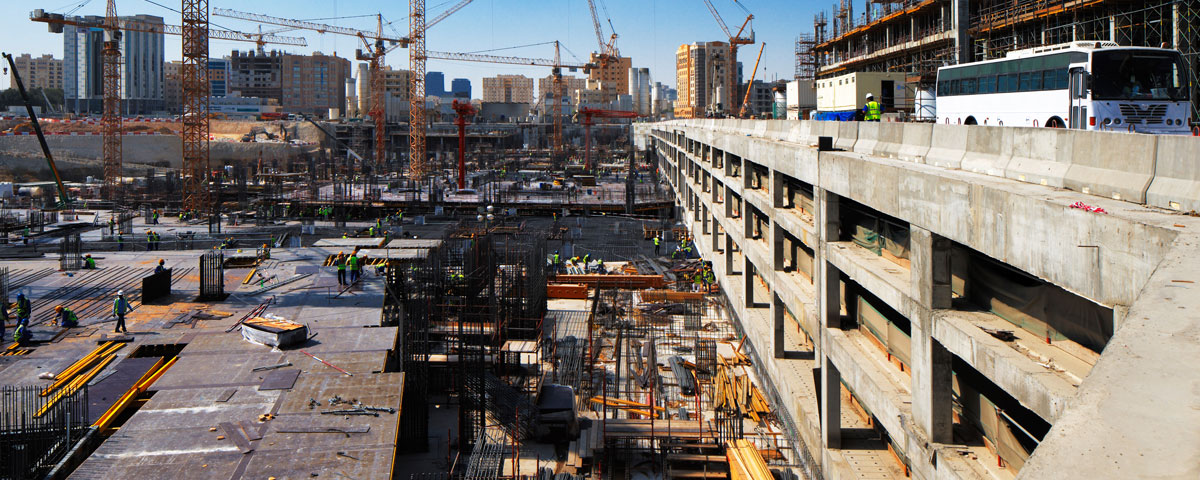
219;422;254;454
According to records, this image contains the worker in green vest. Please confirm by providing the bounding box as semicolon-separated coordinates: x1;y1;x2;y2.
863;93;882;122
84;254;96;269
348;252;360;284
13;322;30;346
112;290;130;333
54;305;78;328
653;234;662;255
15;293;31;324
335;252;347;286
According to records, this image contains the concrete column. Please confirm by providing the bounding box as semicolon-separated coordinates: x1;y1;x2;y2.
910;226;952;310
771;169;785;208
821;356;842;449
951;0;970;62
911;327;955;444
773;294;786;359
772;223;785;272
744;259;755;308
725;233;735;274
815;188;841;329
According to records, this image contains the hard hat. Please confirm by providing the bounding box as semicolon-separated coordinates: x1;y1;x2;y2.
158;259;165;264
339;251;344;255
55;305;63;312
866;93;874;99
117;290;124;296
85;254;91;257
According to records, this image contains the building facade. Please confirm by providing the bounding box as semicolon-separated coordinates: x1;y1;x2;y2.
482;75;534;104
426;71;446;97
229;50;282;102
675;41;731;118
280;52;350;118
9;54;64;91
587;53;631;99
163;60;181;113
208;59;230;97
450;78;471;98
63;14;164;114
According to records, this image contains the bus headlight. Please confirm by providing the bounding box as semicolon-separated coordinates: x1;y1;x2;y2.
1103;118;1112;125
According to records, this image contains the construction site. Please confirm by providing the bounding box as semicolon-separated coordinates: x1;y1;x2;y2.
3;0;1200;479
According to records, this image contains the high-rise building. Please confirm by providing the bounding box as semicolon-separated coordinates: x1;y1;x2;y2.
450;78;471;98
627;67;651;116
280;52;350;117
229;50;350;118
587;53;631;99
163;60;182;113
675;41;731;118
650;81;676;118
426;71;445;97
63;14;164;114
482;75;534;104
208;59;230;97
229;50;282;101
9;54;64;91
741;80;786;118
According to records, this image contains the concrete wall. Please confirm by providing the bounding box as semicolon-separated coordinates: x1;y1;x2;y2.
639;119;1200;480
0;135;307;175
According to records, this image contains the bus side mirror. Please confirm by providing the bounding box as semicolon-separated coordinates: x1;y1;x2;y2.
1070;69;1089;99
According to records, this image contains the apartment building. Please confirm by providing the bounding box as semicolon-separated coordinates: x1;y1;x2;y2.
482;74;534;104
9;54;64;91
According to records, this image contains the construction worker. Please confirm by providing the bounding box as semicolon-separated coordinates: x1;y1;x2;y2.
348;252;360;284
342;232;348;239
261;244;271;260
12;322;30;346
23;226;30;244
653;234;662;255
107;217;116;235
54;305;78;328
552;251;561;273
146;230;155;251
152;209;160;225
692;272;704;292
15;293;30;325
368;225;375;236
863;93;882;122
116;233;124;251
583;253;591;265
83;254;96;269
705;268;717;293
155;259;167;274
112;290;130;334
335;252;347;285
596;258;607;274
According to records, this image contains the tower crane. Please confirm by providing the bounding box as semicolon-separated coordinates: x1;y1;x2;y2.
701;0;754;115
30;8;306;207
585;0;619;64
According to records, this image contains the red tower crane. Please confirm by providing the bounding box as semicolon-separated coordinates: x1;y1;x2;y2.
578;107;637;172
451;100;478;191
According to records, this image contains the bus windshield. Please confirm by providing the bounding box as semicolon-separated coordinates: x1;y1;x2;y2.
1092;50;1189;101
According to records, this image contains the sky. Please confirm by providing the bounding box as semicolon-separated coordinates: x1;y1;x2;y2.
0;0;824;97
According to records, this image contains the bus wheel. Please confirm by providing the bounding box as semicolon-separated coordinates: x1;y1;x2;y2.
1046;117;1065;128
964;116;978;125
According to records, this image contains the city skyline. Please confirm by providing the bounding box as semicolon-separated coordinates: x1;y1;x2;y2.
0;1;817;99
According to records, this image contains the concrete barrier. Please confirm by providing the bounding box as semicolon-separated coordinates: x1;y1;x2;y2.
924;124;969;168
786;121;811;145
960;125;1014;177
1063;130;1158;203
806;121;837;146
834;121;858;151
1145;135;1200;211
1005;127;1074;187
852;121;882;155
895;123;933;162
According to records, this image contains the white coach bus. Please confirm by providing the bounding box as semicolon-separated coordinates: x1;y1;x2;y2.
936;41;1192;135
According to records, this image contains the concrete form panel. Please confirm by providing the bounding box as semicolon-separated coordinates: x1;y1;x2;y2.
1063;130;1158;203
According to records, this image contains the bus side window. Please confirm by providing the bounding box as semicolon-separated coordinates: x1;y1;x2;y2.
1041;71;1055;90
1018;72;1032;92
1030;71;1043;90
1055;69;1070;90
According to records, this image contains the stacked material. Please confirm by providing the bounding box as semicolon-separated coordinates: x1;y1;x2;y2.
713;364;771;422
241;316;308;347
38;341;125;417
725;439;772;480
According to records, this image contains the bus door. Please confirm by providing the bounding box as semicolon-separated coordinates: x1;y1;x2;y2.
1068;66;1089;129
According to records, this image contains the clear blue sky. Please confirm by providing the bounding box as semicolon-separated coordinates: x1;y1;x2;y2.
2;0;824;96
